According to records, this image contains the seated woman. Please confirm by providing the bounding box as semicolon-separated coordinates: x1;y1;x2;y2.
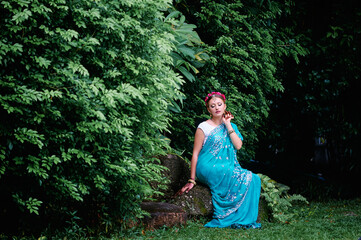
176;92;261;229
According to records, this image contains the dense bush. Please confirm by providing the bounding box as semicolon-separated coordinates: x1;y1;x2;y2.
170;0;307;160
0;0;183;233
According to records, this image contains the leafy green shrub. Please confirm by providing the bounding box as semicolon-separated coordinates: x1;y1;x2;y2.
165;8;209;84
169;0;307;160
0;0;183;232
258;174;308;223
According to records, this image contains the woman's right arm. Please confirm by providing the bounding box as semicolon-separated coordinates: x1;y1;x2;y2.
175;128;204;196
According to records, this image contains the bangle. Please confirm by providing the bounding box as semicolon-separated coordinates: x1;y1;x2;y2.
188;179;196;185
190;177;195;180
228;129;235;135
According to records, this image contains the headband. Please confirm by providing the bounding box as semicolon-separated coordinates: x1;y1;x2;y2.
204;92;226;105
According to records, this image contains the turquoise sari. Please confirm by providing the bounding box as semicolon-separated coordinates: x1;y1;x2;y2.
196;123;261;229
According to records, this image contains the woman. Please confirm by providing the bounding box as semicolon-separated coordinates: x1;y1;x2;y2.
176;92;261;229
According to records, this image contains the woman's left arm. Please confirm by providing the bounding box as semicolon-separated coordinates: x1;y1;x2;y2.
223;112;243;150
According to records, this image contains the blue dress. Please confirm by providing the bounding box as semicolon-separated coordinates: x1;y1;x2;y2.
196;123;261;228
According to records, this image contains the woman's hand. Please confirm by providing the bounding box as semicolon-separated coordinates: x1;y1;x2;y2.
174;183;195;197
222;111;234;125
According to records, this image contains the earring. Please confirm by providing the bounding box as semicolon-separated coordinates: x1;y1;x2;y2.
210;113;212;118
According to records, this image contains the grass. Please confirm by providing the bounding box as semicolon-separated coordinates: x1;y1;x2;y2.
3;198;360;239
116;198;361;240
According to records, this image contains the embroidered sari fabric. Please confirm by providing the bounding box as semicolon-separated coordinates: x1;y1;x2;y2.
196;123;261;228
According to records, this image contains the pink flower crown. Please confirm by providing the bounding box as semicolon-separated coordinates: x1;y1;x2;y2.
204;92;226;105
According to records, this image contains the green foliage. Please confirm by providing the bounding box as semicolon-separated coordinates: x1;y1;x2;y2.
170;0;307;159
298;6;361;174
13;194;43;215
0;0;183;232
258;2;361;195
165;9;209;83
258;173;308;223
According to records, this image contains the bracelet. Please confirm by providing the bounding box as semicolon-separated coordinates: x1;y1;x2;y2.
188;179;196;185
228;129;235;135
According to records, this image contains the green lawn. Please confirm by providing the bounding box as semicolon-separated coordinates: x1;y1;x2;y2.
118;198;361;240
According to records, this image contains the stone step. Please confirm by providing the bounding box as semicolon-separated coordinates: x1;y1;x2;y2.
140;202;187;229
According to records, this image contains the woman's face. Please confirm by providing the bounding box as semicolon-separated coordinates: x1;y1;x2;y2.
207;97;226;118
